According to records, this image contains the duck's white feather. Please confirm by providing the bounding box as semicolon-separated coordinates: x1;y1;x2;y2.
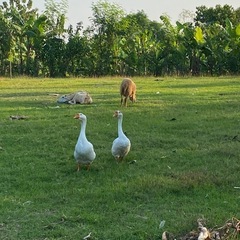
74;113;96;168
74;137;96;164
111;110;131;161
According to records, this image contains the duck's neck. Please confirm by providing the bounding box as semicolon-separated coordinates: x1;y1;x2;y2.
118;116;124;137
79;119;87;139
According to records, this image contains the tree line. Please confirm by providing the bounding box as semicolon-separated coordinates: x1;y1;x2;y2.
0;0;240;77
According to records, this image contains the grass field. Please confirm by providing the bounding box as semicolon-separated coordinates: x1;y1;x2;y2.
0;76;239;240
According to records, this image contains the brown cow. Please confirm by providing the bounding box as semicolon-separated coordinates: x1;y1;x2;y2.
120;78;136;107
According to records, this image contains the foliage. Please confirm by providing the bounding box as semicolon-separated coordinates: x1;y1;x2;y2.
0;76;239;239
0;0;240;77
44;0;68;36
195;4;237;27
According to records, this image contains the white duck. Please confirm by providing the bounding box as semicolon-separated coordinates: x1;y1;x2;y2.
111;110;131;162
74;113;96;171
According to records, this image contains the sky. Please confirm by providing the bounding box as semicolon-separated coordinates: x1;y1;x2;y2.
1;0;240;28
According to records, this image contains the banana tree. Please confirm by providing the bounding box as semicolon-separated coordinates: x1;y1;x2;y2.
0;9;12;76
200;20;237;75
90;0;125;76
176;21;205;75
0;0;42;76
23;14;48;76
224;18;240;74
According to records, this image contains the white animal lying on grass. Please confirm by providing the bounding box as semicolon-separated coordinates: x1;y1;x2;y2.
57;91;93;104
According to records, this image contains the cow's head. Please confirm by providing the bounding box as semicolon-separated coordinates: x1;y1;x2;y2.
57;92;75;103
84;93;93;104
57;95;69;103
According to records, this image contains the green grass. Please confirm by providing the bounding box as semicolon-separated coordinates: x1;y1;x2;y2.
0;76;239;240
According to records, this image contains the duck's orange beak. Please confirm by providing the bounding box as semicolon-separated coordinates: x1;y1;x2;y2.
74;114;80;119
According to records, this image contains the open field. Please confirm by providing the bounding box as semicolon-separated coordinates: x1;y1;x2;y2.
0;76;239;239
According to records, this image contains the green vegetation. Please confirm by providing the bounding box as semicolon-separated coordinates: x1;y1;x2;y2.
0;77;239;239
1;0;240;77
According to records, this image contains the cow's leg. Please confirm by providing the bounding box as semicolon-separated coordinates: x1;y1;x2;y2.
68;99;76;104
124;97;127;107
121;96;124;106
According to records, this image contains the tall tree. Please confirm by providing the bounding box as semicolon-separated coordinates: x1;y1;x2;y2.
176;21;203;75
117;11;154;75
42;0;68;77
0;0;39;76
90;0;125;75
24;14;48;76
195;4;237;27
44;0;68;37
0;6;12;76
